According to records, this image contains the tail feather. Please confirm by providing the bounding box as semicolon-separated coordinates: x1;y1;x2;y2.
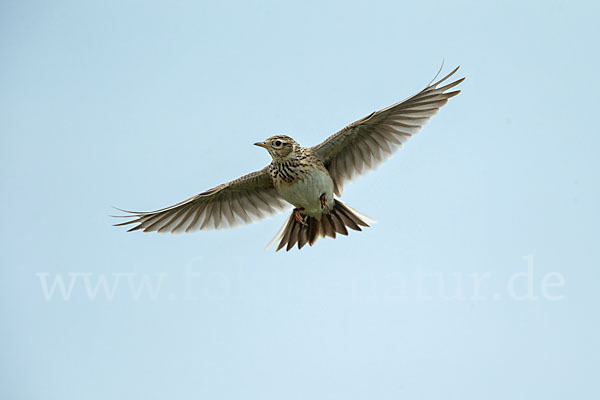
273;200;371;252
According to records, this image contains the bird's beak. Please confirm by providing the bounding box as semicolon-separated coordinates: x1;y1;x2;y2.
254;142;269;149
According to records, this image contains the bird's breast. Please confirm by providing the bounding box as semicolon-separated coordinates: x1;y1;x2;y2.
275;166;334;218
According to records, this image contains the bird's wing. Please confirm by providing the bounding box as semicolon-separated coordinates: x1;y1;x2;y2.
312;66;465;196
114;166;288;233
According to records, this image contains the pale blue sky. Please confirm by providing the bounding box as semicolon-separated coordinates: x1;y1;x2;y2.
1;1;599;399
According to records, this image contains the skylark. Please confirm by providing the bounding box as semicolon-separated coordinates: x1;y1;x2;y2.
115;66;464;250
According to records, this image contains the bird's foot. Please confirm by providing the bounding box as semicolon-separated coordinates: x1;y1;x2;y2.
294;208;307;226
320;193;327;209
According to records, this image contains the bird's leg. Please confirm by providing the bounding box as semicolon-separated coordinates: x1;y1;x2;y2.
320;193;328;210
294;207;307;226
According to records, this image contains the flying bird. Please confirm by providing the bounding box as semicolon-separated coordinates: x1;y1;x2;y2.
115;66;464;251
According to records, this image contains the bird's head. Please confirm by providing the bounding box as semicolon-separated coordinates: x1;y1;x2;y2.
254;135;300;162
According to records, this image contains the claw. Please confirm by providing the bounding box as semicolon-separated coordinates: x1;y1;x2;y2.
320;193;327;210
294;208;307;226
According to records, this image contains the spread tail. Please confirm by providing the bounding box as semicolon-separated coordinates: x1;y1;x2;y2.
269;199;372;252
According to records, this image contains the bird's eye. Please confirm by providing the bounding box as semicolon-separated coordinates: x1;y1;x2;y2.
274;140;282;147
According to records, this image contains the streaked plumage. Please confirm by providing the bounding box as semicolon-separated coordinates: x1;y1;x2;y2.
115;66;465;250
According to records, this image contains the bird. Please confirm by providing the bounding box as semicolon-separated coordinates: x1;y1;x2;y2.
114;66;464;251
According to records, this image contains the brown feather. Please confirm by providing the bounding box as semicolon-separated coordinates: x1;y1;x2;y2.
338;202;369;227
336;209;361;231
286;221;301;251
298;225;308;249
330;212;348;236
277;214;295;251
309;218;321;245
321;214;336;238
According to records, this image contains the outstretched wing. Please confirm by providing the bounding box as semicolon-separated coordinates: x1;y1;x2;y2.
114;166;288;233
312;66;465;196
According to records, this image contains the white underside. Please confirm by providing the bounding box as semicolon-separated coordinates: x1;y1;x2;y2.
276;168;334;218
